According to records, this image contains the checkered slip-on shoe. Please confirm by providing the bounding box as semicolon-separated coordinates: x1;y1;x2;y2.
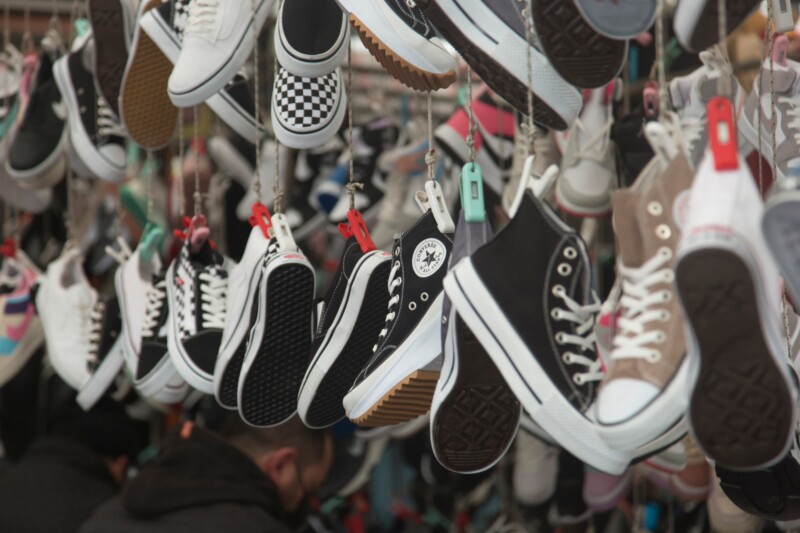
271;64;346;150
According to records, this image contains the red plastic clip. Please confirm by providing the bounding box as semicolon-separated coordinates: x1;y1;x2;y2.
643;81;659;120
338;209;376;253
0;238;16;258
248;202;273;238
707;96;739;171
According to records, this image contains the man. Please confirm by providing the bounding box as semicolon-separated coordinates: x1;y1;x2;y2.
80;415;333;532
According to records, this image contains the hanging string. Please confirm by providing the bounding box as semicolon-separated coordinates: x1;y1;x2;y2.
522;0;535;154
465;65;478;168
716;0;732;98
767;2;777;186
345;37;361;209
272;41;283;214
425;91;436;182
251;0;261;204
3;0;9;50
655;0;668;120
192;106;202;216
177;121;186;218
21;2;31;52
146;150;156;222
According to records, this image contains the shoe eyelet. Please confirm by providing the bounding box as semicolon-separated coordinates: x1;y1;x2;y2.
656;224;672;240
660;311;671;322
648;351;663;363
573;374;585;385
421;292;429;302
663;270;675;283
662;291;673;302
557;263;572;276
79;106;87;113
409;301;417;311
654;332;666;344
555;332;566;345
647;202;663;216
564;247;577;259
562;352;574;363
552;285;565;297
551;309;562;320
78;88;84;95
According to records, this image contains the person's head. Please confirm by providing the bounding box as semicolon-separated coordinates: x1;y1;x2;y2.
223;415;333;514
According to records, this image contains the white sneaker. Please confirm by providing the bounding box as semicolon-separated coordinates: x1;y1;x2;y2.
513;429;559;505
555;84;617;217
167;0;275;107
0;250;43;387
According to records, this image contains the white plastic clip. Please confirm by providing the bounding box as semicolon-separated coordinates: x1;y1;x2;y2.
415;180;455;234
772;0;795;33
268;213;298;252
508;155;559;218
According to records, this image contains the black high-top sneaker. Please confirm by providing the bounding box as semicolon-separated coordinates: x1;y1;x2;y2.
297;232;392;428
77;295;124;410
166;218;231;394
285;147;339;241
275;0;349;78
443;190;629;474
431;210;521;474
343;209;453;427
238;240;316;427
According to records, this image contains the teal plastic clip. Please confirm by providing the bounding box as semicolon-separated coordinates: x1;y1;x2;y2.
460;162;485;223
139;222;165;263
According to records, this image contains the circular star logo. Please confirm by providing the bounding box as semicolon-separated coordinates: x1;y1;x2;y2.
412;239;446;278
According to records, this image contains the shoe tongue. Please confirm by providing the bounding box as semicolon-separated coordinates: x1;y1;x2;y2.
611;189;644;267
66;283;96;308
189;226;210;255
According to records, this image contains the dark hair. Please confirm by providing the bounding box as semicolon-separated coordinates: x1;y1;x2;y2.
222;414;329;466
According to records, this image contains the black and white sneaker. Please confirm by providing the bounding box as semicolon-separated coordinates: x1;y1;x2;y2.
297;231;392;428
87;0;135;117
271;65;347;150
76;294;125;411
53;35;127;182
343;209;453;427
431;209;521;474
238;233;316;427
442;187;630;474
275;0;349;78
138;0;259;144
284;147;339;241
7;35;67;189
337;0;457;91
166;216;232;394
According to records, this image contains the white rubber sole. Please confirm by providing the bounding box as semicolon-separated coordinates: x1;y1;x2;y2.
554;184;613;218
0;318;43;388
275;12;349;78
343;293;444;420
764;192;800;305
443;259;630;474
271;81;347;150
77;339;125;410
115;266;142;378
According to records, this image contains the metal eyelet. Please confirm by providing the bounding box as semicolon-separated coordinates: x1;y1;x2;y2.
654;331;667;344
656;224;672;240
557;263;572;276
421;292;429;302
647;202;663;216
664;270;675;283
659;247;673;260
409;301;417;311
662;291;673;303
79;106;87;113
564;247;577;259
648;351;663;363
551;309;562;320
573;374;585;385
552;285;565;297
395;248;400;256
660;311;671;322
562;352;574;364
555;332;566;345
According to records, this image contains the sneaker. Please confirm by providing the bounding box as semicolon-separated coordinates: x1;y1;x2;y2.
0;249;43;387
555;84;618;217
87;0;136;117
237;230;316;427
443;172;630;474
283;148;332;241
583;467;632;512
531;0;626;89
573;0;656;39
275;0;348;78
513;430;559;505
677;104;796;470
75;293;125;410
166;216;232;393
431;207;521;473
503;127;560;215
343;208;453;427
417;0;582;129
167;0;275;107
764;177;800;310
708;472;764;532
271;65;347;150
7;35;67;189
674;0;761;52
120;0;178;149
213;219;276;410
139;0;260;143
338;0;457;91
297;230;392;428
668;435;711;502
53;36;127;182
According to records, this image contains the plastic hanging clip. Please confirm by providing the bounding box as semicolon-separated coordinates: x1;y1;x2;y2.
268;212;298;252
460;162;486;223
248;202;273;239
0;238;15;258
707;96;739;171
415;180;455;234
508;155;559;218
643;81;659;120
774;33;789;67
338;209;377;253
772;0;795;33
139;222;165;263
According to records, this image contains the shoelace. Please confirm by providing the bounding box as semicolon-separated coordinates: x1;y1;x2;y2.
678;114;704;156
198;267;227;329
611;247;674;363
97;98;126;138
779;96;800;143
86;300;106;369
185;0;219;35
572;117;613;165
374;255;402;352
552;286;603;384
141;278;167;338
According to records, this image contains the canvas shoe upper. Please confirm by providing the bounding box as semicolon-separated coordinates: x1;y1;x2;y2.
87;0;136;117
0;250;43;387
166;217;232;393
595;154;694;450
674;0;760;52
555;84;617;217
167;0;275;107
275;0;348;78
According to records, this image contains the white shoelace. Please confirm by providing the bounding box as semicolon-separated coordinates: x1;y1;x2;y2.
780;96;800;143
97;98;126;138
141;279;167;338
678;115;704;156
198;269;227;329
552;286;603;384
185;0;219;35
374;258;402;352
611;247;674;363
86;301;105;367
573;117;613;165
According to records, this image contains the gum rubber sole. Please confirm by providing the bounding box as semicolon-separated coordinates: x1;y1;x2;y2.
685;0;760;52
717;454;800;521
350;14;456;92
432;316;521;473
532;0;625;89
353;370;440;427
120;0;177;149
677;248;793;469
87;0;128;115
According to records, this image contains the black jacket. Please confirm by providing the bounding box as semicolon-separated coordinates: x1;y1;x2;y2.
79;425;292;533
0;437;119;533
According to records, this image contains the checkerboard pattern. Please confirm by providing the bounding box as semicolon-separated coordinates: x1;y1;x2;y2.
273;67;340;130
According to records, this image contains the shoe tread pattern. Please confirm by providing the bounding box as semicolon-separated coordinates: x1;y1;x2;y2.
352;370;439;427
88;0;128;115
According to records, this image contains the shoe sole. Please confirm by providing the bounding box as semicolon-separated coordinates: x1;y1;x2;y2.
350;14;455;92
532;0;626;89
77;339;125;410
87;0;128;116
716;454;800;521
120;0;177;149
764;193;800;306
238;260;315;427
675;0;760;52
352;369;440;427
298;254;391;428
677;246;795;470
573;0;656;39
431;313;521;473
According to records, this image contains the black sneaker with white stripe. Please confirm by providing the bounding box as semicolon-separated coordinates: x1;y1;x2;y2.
275;0;348;77
76;295;125;410
297;235;392;428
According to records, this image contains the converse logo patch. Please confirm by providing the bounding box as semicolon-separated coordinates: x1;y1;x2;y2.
412;238;446;278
